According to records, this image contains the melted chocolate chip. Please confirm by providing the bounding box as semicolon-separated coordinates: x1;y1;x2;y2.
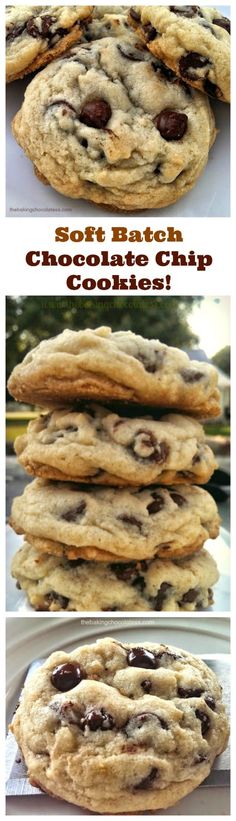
129;9;141;23
147;493;165;514
192;452;201;464
142;23;157;41
62;500;86;522
170;6;202;18
153;582;172;610
178;686;204;698
212;17;230;34
154;109;188;140
194;753;208;764
51;661;86;691
26;15;55;38
205;695;216;711
155;648;181;665
181;368;203;383
110;562;137;581
80;137;88;147
80;708;114;731
45;592;69;609
118;514;143;532
48;100;77;115
127;647;156;669
51;700;81;724
132;575;146;593
179;52;211;80
181;588;198;603
126;712;168;736
141;679;152;693
131;430;169;464
135;767;158;790
117;43;145;61
79;99;111;129
204;78;221;99
64;425;78;432
195;709;210;736
6;23;25;42
170;491;185;507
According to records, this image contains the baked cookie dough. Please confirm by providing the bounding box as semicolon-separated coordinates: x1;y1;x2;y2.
6;5;92;83
10;637;229;812
12;542;219;612
11;35;216;211
14;405;217;486
9;479;220;562
7;326;221;417
129;6;230;103
83;9;132;42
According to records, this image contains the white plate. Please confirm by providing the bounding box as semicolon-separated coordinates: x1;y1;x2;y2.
6;617;230;815
6;525;230;613
6;6;230;218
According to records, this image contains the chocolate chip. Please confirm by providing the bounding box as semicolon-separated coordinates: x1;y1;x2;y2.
170;491;186;507
192;452;201;464
195;753;208;764
204;78;222;99
79;100;111;129
45;592;69;609
131;429;169;464
170;6;202;18
135;767;158;790
48;100;77;115
147;493;165;514
181;588;198;603
155;648;181;665
80;137;88;147
153;582;172;610
118;514;143;532
205;695;216;711
66;558;86;568
117;43;145;61
26;15;54;38
181;368;203;383
212;17;230;34
129;9;141;23
154;109;188;140
195;709;210;736
127;647;156;669
64;425;78;432
62;500;86;522
51;662;86;691
132;575;146;593
141;679;152;693
80;708;114;731
110;562;137;581
178;686;204;698
6;23;25;43
126;712;168;736
142;23;157;41
179;52;211;80
50;700;81;724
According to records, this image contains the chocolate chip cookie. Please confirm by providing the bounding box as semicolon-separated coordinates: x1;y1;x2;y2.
7;326;221;417
6;5;92;82
129;6;230;103
12;542;219;612
11;35;216;210
10;637;229;812
14;405;217;486
9;479;220;562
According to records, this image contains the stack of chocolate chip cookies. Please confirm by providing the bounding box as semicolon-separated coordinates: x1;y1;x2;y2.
8;326;221;612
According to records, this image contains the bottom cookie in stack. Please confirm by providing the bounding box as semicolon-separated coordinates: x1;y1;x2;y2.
11;543;219;613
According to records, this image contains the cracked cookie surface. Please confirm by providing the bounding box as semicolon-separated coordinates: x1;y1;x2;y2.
12;35;216;210
9;478;220;562
12;542;219;612
129;6;230;103
7;326;221;416
6;5;92;82
14;405;217;486
10;637;229;812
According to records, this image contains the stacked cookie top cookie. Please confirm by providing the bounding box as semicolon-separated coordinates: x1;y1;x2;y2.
7;5;230;211
8;326;221;612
